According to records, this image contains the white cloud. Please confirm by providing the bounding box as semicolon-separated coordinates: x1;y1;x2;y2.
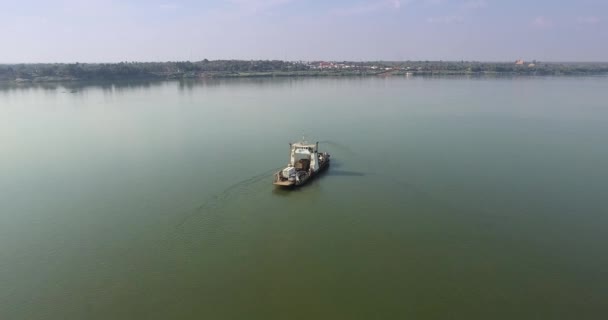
427;15;464;24
576;16;600;25
532;16;553;28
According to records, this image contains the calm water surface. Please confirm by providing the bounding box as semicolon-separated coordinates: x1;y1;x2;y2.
1;76;607;319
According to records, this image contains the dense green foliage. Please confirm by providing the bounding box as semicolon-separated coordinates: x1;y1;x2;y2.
1;60;607;82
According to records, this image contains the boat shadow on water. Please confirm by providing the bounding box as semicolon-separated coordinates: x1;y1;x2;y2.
319;157;367;178
325;170;366;177
272;164;367;196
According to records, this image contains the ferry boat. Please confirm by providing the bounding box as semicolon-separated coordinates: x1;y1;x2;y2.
273;140;330;187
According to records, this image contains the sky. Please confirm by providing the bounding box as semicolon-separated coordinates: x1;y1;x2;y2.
1;0;606;62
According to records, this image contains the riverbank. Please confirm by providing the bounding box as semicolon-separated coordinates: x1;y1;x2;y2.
2;60;608;83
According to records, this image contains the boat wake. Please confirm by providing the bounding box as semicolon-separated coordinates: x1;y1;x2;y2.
175;167;281;229
317;140;356;156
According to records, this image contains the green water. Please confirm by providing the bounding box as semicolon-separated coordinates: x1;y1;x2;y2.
1;76;607;319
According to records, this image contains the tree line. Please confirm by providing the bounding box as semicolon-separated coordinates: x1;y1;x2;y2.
1;60;607;82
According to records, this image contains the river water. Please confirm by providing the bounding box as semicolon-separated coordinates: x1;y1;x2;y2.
1;76;607;319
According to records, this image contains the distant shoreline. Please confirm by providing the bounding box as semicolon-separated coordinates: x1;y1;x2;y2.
2;60;608;83
3;71;607;85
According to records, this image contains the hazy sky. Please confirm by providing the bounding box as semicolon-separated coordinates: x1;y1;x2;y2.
1;0;606;62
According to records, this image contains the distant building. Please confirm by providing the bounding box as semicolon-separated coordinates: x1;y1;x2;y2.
528;63;536;68
318;61;333;69
515;59;525;65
